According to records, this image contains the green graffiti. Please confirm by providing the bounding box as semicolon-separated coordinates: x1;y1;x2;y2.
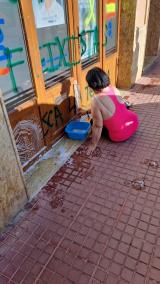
79;26;99;57
40;35;80;74
93;26;99;54
85;85;94;101
54;35;80;67
9;0;18;3
84;0;96;27
5;47;25;92
67;35;80;67
0;20;105;94
40;41;58;73
103;22;108;46
122;2;130;11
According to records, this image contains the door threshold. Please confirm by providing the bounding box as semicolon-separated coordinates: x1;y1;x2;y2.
24;136;83;199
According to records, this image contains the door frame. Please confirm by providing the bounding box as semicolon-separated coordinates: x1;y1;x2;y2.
102;0;121;86
72;0;103;108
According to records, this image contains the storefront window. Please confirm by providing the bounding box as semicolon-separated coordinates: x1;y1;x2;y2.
105;0;118;54
78;0;99;65
0;0;33;110
32;0;72;88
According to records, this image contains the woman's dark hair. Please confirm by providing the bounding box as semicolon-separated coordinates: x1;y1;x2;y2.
86;67;110;91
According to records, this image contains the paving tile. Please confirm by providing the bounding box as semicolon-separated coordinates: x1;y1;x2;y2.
40;268;55;283
21;273;37;284
67;268;81;282
136;262;148;276
125;256;137;271
110;262;122;276
150;267;160;282
132;273;145;284
0;275;9;284
78;273;90;284
105;274;118;284
2;263;17;279
11;268;27;283
94;267;106;282
121;267;133;282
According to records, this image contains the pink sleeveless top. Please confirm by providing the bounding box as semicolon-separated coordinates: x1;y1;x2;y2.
99;88;139;142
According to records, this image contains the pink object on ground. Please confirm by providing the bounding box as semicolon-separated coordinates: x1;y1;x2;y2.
102;88;139;142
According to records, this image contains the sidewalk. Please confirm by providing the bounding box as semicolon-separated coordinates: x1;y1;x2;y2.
1;58;160;284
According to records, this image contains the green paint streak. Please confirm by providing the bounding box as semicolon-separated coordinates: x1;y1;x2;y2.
65;35;80;66
0;25;101;93
93;26;99;54
40;41;59;72
9;0;18;3
40;35;80;73
5;47;24;92
79;26;99;57
103;22;108;47
85;85;94;101
55;36;80;68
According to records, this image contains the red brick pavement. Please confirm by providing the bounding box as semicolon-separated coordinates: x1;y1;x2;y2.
1;59;160;283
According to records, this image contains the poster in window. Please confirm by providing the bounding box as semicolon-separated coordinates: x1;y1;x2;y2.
32;0;65;28
105;0;118;52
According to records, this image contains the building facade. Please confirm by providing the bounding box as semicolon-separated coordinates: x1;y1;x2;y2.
0;0;156;229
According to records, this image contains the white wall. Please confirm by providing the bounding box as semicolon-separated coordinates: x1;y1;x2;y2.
131;0;151;83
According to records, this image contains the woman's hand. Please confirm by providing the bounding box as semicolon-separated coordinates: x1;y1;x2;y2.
76;108;91;118
77;108;86;116
87;143;97;155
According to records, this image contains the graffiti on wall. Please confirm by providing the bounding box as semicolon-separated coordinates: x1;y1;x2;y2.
40;34;81;73
107;20;113;39
84;0;96;28
122;2;130;12
9;0;18;3
42;96;76;137
105;0;116;20
79;26;99;57
0;18;25;92
0;1;112;109
85;85;94;101
0;19;10;76
0;17;101;93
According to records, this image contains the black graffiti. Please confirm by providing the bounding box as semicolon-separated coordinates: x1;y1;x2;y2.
42;97;76;137
54;106;63;127
68;96;76;114
42;107;63;137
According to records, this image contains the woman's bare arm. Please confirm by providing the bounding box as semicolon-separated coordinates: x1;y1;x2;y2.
90;99;103;148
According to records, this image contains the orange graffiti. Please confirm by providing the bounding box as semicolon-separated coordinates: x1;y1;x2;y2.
0;67;9;75
105;0;116;20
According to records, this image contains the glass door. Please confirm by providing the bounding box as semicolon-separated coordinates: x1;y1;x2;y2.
73;0;103;108
30;0;78;146
0;0;45;168
102;0;120;85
